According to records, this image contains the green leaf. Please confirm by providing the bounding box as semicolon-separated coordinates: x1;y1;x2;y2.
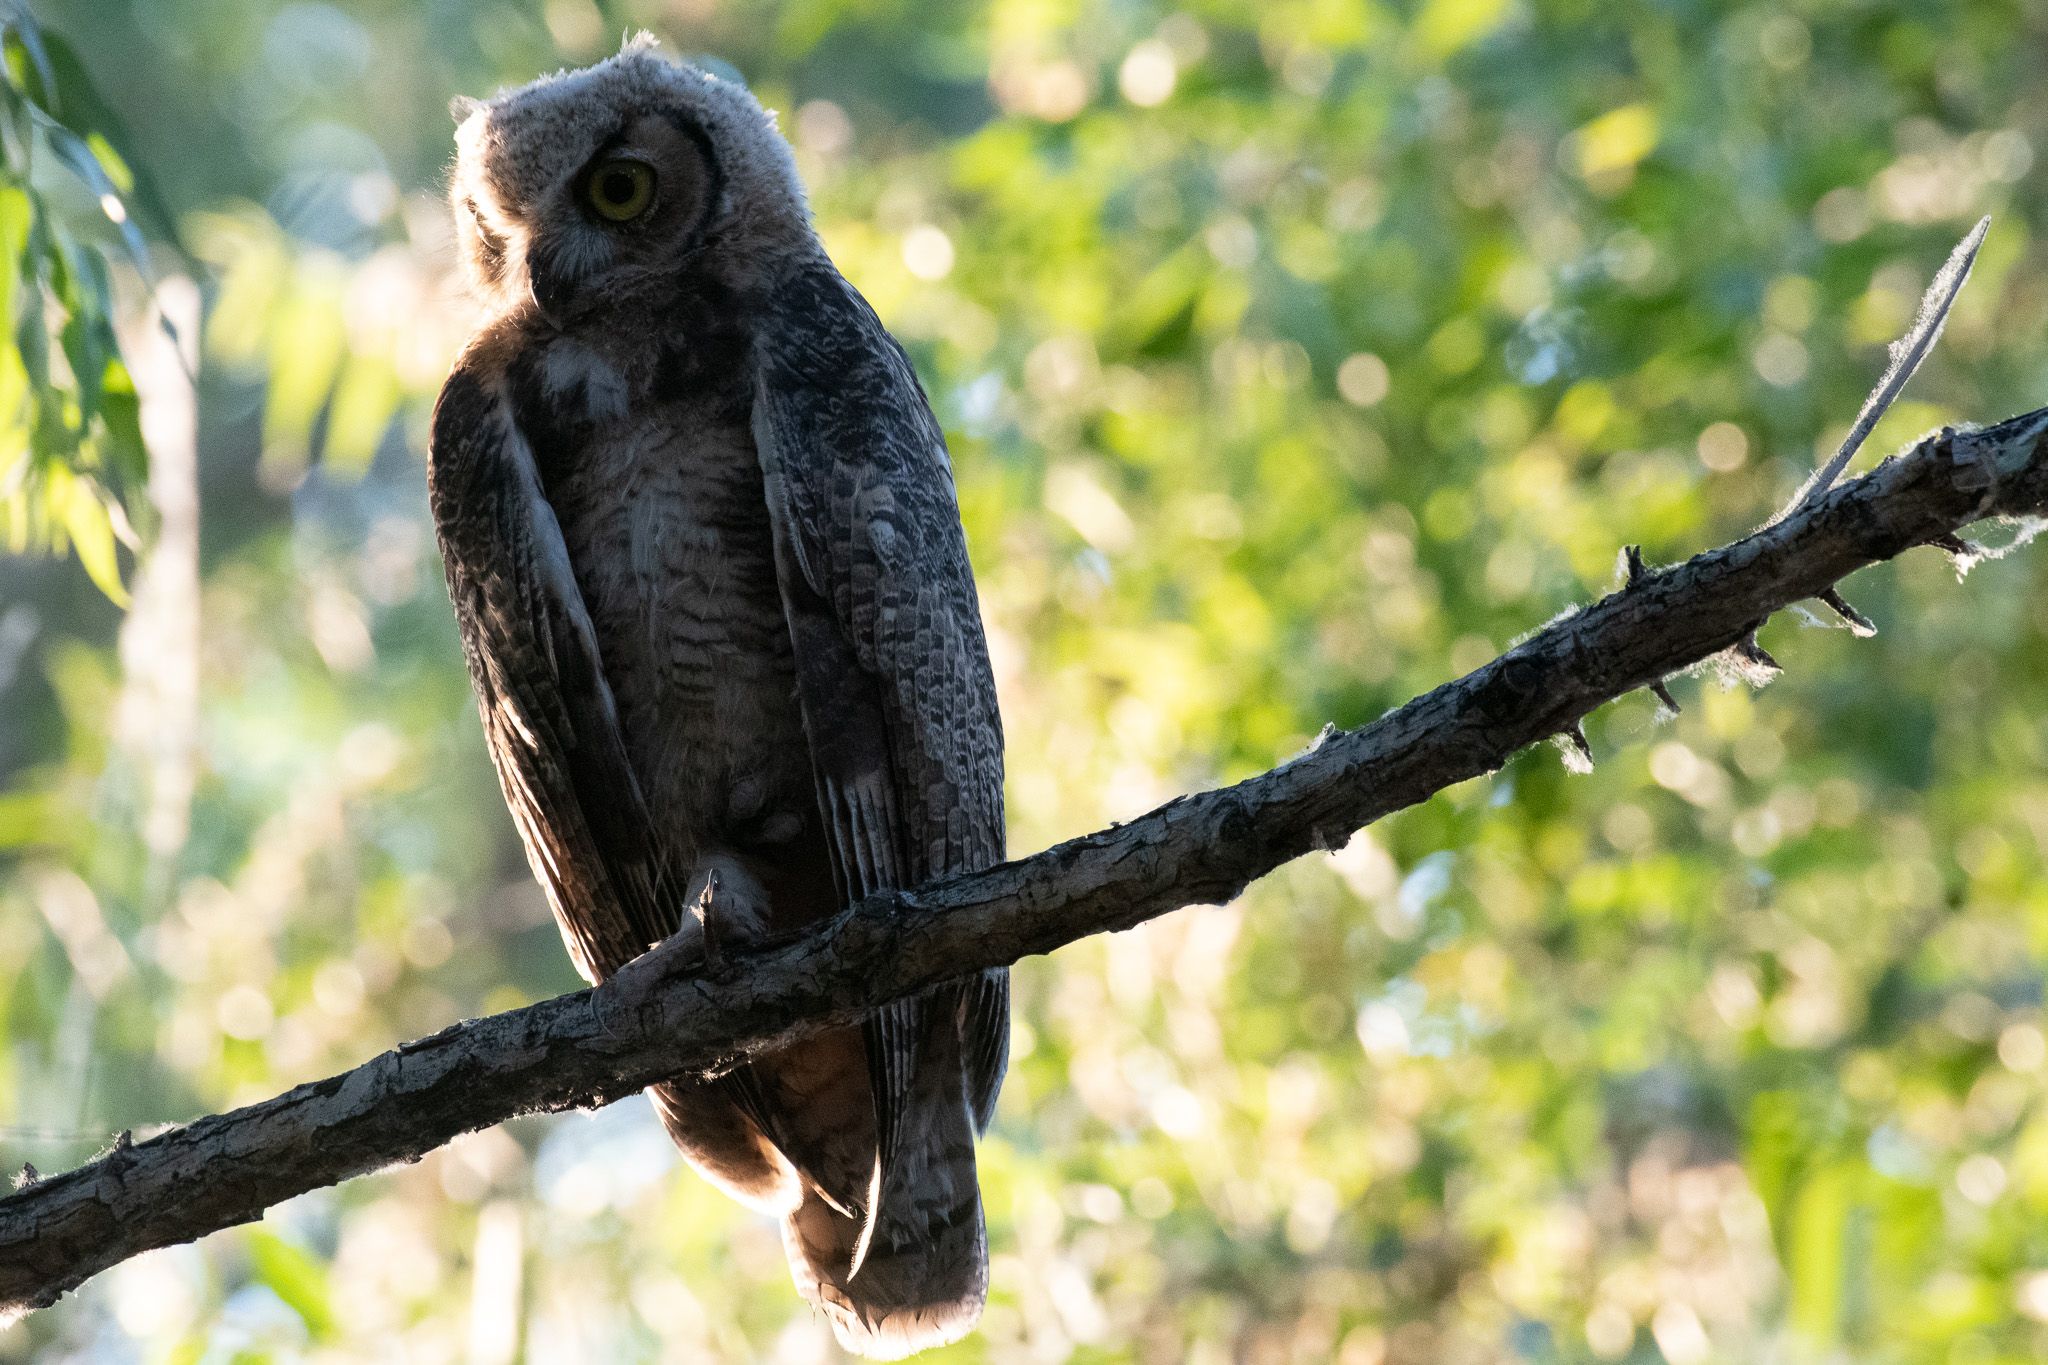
0;183;29;350
0;7;58;108
1412;0;1513;59
37;29;182;254
34;117;150;273
260;280;346;480
245;1228;336;1340
0;66;31;169
0;789;52;847
1786;1158;1856;1345
14;202;49;396
0;340;26;451
56;468;126;605
97;358;144;487
51;223;109;424
322;354;401;476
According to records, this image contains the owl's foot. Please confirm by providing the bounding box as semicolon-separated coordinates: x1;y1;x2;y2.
686;854;775;964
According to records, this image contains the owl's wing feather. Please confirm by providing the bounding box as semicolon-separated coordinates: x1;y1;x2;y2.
429;362;675;978
773;554;923;1216
751;263;1011;1179
760;417;927;1230
437;350;815;1221
960;968;1010;1133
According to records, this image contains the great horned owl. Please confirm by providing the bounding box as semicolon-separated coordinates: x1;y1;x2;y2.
430;39;1007;1358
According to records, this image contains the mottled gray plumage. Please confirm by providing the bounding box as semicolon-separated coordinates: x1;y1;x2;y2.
430;39;1006;1357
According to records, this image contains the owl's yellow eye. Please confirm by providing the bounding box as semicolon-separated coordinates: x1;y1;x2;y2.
586;159;655;222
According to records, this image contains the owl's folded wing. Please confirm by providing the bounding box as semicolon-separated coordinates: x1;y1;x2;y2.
428;360;675;979
751;261;1011;1158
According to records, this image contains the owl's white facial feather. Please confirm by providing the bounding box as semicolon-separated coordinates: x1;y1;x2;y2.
448;37;813;321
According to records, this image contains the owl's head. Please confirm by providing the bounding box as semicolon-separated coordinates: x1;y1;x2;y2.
448;37;810;320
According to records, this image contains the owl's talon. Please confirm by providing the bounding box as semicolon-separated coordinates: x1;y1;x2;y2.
686;857;776;962
693;868;723;968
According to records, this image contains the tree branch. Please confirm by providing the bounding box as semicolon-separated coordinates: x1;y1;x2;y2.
5;406;2047;1318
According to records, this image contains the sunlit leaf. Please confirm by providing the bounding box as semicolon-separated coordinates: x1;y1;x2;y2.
97;358;144;487
1572;104;1659;180
260;277;347;481
34;117;150;272
0;790;53;847
1412;0;1512;59
244;1228;337;1340
55;467;126;604
0;4;56;101
322;354;401;475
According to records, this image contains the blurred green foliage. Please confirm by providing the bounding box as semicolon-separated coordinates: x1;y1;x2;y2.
3;0;2048;1362
0;0;175;603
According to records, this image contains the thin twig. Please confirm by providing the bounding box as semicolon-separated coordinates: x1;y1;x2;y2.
1773;216;1989;523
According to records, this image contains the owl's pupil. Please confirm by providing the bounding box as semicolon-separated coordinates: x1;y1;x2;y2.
601;171;636;204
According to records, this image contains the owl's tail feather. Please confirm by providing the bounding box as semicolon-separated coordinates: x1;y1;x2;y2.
780;1008;988;1361
782;1154;988;1361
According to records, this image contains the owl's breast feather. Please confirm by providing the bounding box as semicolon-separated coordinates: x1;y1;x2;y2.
533;363;821;922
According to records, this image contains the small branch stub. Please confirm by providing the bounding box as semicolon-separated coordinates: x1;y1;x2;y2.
1557;722;1595;774
1926;530;1978;560
1816;587;1877;637
1733;633;1781;675
1622;544;1649;586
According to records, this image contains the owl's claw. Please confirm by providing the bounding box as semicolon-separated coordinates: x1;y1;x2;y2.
693;868;723;968
685;856;777;967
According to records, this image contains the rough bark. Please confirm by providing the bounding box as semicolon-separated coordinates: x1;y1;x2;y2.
3;406;2047;1317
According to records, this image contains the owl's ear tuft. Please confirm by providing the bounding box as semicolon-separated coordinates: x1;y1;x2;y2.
449;95;484;124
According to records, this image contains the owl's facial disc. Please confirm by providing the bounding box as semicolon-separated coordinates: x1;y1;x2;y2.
452;46;815;319
525;110;723;318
